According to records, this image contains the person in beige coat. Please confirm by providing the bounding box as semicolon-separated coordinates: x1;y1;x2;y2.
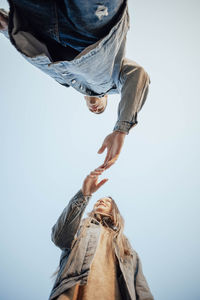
50;167;154;300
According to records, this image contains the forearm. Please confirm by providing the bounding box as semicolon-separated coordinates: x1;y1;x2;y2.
51;190;91;250
114;58;150;134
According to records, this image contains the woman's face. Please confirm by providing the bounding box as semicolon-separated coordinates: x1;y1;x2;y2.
93;197;112;216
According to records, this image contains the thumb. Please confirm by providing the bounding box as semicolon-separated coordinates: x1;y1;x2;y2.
98;143;106;154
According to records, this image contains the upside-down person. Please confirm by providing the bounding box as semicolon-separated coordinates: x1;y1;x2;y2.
0;1;150;169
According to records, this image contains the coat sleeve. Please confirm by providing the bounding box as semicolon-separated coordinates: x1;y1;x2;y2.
134;253;154;300
51;190;91;250
114;58;150;134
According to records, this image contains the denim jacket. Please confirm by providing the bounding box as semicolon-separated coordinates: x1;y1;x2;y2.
49;190;154;300
1;1;150;134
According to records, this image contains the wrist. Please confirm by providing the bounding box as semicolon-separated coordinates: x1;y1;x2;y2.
115;130;126;135
113;130;127;137
81;189;92;197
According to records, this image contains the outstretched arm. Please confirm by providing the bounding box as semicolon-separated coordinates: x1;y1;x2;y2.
51;167;108;250
114;58;150;133
51;189;90;250
98;58;150;169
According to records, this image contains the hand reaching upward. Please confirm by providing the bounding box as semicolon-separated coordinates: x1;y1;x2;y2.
82;167;108;196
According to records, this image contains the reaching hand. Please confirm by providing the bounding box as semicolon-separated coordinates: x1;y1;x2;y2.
0;10;8;31
98;131;126;169
82;168;108;196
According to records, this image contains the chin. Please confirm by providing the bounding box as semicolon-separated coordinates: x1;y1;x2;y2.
95;208;107;214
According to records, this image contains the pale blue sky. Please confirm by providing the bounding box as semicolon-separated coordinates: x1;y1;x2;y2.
0;0;200;299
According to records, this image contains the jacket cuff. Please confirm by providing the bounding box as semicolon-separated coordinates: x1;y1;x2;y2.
113;120;138;134
74;189;91;204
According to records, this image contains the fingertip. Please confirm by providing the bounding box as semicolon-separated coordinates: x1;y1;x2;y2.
98;149;104;154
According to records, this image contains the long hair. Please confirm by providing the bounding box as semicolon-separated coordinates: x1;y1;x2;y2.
72;196;132;259
52;197;132;278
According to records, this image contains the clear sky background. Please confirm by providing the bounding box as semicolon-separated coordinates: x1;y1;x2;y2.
0;0;200;299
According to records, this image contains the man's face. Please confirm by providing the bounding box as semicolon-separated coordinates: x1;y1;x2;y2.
93;197;112;216
84;95;107;114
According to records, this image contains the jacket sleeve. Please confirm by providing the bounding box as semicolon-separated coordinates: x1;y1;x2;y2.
134;253;154;300
51;189;91;250
114;58;150;134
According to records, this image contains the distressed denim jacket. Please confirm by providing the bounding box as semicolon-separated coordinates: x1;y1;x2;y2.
0;1;150;134
49;190;154;300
